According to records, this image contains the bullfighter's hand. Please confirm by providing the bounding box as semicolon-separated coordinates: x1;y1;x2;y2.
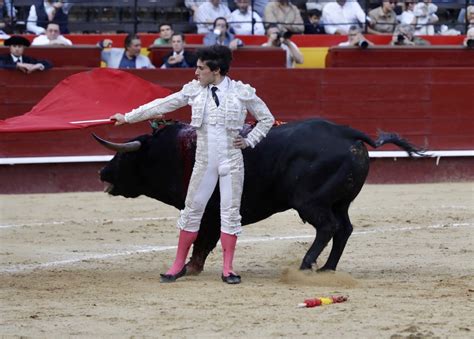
110;113;127;125
233;135;248;149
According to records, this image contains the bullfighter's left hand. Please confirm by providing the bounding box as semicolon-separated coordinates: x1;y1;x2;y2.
233;135;248;149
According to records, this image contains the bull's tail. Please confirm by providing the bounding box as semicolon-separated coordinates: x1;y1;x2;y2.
345;127;426;157
374;131;426;157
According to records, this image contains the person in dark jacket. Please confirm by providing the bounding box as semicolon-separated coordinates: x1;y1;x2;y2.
0;35;52;73
27;0;71;35
161;33;197;69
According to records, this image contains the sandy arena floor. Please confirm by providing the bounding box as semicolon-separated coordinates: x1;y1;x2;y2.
0;183;473;338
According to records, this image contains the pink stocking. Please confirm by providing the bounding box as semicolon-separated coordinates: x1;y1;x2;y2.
166;230;198;275
220;231;238;276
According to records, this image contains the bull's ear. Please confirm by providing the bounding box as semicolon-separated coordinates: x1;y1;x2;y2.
92;133;141;153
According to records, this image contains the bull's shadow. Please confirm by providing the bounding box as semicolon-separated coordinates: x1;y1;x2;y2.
95;118;424;275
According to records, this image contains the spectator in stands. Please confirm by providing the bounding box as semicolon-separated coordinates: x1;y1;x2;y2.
457;5;474;33
185;0;229;21
229;0;265;35
264;0;304;33
204;17;243;50
99;34;155;69
413;0;438;35
321;0;367;35
161;33;197;68
304;9;325;34
338;25;374;47
368;0;397;34
391;23;430;45
463;27;474;47
399;0;416;26
31;22;72;46
194;0;231;34
0;0;14;35
154;23;174;45
262;24;303;68
0;35;52;73
27;1;72;35
2;0;16;19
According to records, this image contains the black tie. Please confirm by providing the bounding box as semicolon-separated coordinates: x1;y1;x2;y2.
211;86;219;107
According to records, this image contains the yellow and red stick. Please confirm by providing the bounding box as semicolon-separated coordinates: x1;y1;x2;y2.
297;295;348;308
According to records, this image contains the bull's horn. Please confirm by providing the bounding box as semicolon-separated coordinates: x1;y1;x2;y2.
92;133;141;153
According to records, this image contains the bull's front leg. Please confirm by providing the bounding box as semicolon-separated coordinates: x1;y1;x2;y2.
186;212;221;275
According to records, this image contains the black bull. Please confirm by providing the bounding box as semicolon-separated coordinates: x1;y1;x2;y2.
95;118;423;274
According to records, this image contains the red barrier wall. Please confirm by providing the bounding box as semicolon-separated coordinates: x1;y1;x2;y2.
326;46;474;68
1;67;473;158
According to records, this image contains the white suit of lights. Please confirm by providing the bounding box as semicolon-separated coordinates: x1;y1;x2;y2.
124;78;275;235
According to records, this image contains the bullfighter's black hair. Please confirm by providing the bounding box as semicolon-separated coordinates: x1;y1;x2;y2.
196;45;233;75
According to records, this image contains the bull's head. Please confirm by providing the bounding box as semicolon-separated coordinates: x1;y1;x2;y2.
93;133;146;198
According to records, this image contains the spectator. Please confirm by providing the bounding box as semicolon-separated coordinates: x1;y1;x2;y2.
304;9;325;34
229;0;265;35
153;23;174;45
185;0;229;21
27;1;72;35
194;0;231;34
321;0;366;35
0;0;14;35
338;25;374;47
161;33;197;68
2;0;16;19
264;0;304;33
0;35;52;73
99;34;155;69
391;23;430;45
413;0;438;35
463;27;474;47
368;0;397;34
262;24;303;68
204;17;243;50
399;0;417;26
31;22;72;46
457;5;474;33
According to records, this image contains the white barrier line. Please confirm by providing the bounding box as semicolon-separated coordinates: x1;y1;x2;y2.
1;222;472;274
0;216;177;229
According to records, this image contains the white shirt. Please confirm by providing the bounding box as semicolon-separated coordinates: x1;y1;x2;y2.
10;54;22;63
321;1;366;34
228;8;265;35
31;34;73;46
194;2;231;34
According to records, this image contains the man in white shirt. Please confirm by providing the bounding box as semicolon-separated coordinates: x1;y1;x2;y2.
27;1;72;35
194;0;231;34
321;0;366;35
229;0;265;35
31;22;72;46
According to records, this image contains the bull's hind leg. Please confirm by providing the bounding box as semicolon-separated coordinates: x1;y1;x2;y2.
298;206;337;270
187;213;221;275
320;202;353;271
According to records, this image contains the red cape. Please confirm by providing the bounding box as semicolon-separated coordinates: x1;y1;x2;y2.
0;68;172;132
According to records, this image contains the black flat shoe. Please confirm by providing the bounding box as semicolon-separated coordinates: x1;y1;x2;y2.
160;265;187;283
221;273;241;284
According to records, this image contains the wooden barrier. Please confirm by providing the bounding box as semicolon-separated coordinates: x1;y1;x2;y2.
326;46;474;68
1;67;473;156
148;45;286;68
0;45;101;67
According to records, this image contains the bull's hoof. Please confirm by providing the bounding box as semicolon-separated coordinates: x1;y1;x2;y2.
299;262;313;270
159;266;187;283
185;262;204;276
317;266;336;272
